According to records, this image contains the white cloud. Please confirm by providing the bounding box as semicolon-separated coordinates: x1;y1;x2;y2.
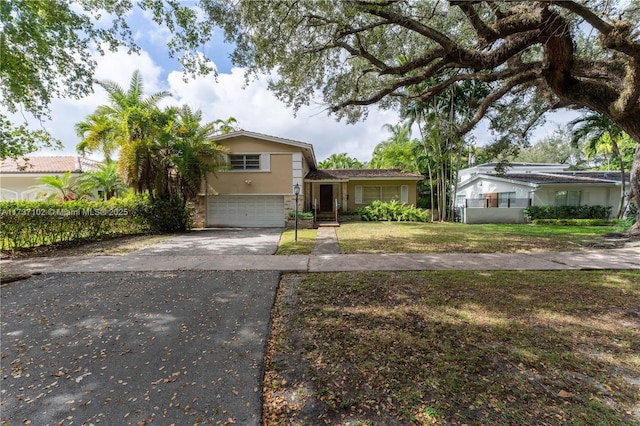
23;47;165;159
166;65;400;162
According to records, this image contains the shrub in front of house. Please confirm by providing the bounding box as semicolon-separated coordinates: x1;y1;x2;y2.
142;194;193;233
0;197;152;251
524;205;612;221
288;211;314;219
358;200;429;222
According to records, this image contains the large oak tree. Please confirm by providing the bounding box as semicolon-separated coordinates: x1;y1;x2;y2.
3;1;639;227
211;0;640;228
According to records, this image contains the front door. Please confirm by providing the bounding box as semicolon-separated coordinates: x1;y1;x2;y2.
320;185;333;212
484;193;498;208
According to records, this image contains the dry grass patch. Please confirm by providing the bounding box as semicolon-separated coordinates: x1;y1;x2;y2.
263;271;640;425
336;222;618;253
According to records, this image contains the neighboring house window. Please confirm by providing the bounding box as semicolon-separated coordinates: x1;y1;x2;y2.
498;192;516;207
229;154;260;170
455;195;466;207
355;185;409;204
555;190;581;206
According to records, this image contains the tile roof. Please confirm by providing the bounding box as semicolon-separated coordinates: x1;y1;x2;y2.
0;156;102;173
306;168;423;180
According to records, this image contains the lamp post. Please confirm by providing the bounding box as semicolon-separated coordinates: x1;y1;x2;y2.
293;183;300;242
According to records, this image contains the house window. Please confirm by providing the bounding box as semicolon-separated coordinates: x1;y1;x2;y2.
356;185;409;204
498;192;516;207
555;190;581;206
229;154;260;170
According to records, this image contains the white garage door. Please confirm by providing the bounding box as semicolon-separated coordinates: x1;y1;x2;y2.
207;195;285;227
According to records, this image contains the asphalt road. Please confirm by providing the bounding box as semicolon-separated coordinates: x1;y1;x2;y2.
1;270;280;426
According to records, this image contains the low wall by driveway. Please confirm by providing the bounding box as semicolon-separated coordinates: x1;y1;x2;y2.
463;207;526;224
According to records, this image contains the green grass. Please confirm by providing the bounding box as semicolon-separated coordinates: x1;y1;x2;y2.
276;229;317;255
263;270;640;425
336;222;617;253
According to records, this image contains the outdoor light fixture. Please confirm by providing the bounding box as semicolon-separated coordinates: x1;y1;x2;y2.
293;183;301;242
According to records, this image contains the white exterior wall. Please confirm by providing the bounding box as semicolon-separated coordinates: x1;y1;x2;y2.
463;208;527;224
0;175;85;201
532;185;623;218
456;179;533;201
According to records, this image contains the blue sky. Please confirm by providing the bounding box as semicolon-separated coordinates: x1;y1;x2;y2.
19;4;580;164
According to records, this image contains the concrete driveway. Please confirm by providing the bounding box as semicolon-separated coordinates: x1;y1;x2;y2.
135;228;284;256
1;270;279;425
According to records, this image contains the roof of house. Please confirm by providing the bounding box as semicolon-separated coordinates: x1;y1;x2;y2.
209;129;317;168
0;156;102;174
471;171;628;186
475;162;567;169
306;168;424;181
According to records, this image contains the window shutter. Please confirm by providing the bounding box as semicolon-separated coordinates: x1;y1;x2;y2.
355;185;363;204
261;153;270;171
401;185;409;204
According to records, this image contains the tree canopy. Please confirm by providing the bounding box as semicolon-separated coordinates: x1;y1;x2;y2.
3;1;639;226
318;153;364;169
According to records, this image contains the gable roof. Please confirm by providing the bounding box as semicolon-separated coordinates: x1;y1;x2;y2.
458;171;627;190
0;156;102;174
497;171;628;185
306;168;423;181
209;130;317;168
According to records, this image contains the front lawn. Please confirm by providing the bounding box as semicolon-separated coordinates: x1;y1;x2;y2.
276;229;317;255
336;222;617;253
263;271;640;425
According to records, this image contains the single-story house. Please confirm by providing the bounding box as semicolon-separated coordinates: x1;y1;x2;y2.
0;156;102;201
455;163;630;223
194;130;423;227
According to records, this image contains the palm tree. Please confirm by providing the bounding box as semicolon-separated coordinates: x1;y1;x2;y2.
75;113;118;162
88;70;171;193
79;162;127;200
318;153;364;169
213;117;239;134
569;113;628;218
402;76;490;221
369;123;419;172
166;105;229;200
33;172;82;201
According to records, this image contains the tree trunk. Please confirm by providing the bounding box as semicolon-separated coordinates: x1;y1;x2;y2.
610;139;626;220
629;143;640;233
539;9;640;230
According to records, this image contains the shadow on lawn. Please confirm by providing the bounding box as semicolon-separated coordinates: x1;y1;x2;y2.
264;271;640;425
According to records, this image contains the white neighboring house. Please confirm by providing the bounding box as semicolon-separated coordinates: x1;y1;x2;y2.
455;163;629;224
0;156;102;201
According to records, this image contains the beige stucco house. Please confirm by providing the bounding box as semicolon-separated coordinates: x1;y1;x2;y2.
194;130;423;227
0;156;101;201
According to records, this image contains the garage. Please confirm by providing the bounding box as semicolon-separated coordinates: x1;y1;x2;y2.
207;195;285;227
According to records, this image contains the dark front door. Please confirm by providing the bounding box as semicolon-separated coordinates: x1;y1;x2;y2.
320;185;333;212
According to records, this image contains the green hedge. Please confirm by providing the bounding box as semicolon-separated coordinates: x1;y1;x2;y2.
288;211;314;219
358;200;429;222
0;198;153;251
531;219;616;226
524;205;612;221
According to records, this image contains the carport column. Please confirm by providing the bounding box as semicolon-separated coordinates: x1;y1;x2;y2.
288;152;304;216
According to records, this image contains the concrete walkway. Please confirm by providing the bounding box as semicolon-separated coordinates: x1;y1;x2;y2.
2;227;640;274
2;248;639;274
311;227;341;255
